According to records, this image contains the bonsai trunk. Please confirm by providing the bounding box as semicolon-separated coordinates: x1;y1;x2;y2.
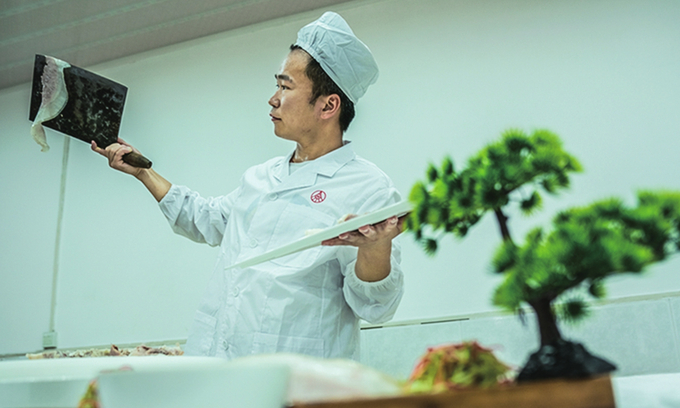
518;297;617;382
490;204;616;381
493;208;513;243
528;297;562;346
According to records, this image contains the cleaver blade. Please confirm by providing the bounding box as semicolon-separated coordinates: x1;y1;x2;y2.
29;54;152;168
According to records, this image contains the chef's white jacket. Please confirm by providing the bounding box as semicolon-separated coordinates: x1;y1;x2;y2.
159;142;404;361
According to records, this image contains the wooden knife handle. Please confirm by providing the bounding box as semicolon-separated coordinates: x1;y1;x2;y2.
122;151;152;169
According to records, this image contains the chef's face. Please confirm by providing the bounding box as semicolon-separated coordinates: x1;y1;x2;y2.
268;50;320;141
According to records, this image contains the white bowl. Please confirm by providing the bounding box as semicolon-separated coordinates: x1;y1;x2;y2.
96;359;290;408
0;356;232;408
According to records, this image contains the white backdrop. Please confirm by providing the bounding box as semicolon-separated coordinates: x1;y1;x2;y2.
1;0;679;354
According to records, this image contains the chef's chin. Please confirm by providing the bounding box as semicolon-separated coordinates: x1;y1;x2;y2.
272;128;293;142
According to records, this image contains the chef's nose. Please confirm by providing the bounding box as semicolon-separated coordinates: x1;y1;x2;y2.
269;93;279;108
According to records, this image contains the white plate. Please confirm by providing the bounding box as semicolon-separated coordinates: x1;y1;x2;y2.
225;200;413;270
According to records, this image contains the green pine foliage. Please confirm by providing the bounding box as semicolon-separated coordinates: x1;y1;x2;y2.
554;297;589;323
406;128;582;253
407;128;680;326
492;191;680;317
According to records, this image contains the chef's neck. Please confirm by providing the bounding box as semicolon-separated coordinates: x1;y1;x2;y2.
290;137;343;163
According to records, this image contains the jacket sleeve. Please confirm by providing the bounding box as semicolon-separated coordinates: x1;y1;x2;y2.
158;184;239;247
338;187;405;324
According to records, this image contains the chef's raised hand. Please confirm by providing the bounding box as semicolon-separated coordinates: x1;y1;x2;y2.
322;214;406;282
91;137;171;202
91;138;145;177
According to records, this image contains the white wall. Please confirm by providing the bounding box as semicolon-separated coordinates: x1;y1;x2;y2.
1;0;679;356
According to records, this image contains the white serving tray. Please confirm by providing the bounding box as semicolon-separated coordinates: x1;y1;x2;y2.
226;200;413;270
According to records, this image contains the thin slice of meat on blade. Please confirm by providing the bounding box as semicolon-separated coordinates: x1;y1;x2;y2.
30;56;70;152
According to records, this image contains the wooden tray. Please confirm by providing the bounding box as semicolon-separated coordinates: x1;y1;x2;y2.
292;375;614;408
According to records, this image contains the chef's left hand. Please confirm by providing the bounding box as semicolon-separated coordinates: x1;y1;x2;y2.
323;214;407;282
321;215;406;248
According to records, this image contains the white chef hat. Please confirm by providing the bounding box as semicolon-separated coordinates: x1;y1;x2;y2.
295;11;379;104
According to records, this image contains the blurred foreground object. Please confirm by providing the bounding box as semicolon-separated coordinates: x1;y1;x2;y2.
237;353;402;404
404;341;511;394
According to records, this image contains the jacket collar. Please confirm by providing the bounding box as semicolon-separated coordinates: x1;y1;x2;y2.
273;141;356;183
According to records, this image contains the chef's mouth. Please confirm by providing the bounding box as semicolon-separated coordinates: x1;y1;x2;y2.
270;114;281;121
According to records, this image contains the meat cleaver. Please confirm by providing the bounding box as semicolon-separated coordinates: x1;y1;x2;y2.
29;54;152;168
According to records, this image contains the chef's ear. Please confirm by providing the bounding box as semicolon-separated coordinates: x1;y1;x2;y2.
319;94;341;119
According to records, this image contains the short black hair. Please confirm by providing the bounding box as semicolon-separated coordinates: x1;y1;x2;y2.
290;44;355;132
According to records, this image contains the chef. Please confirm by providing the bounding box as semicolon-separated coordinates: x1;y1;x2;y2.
93;11;404;361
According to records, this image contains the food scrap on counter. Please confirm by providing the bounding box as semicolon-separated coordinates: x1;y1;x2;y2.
26;343;184;359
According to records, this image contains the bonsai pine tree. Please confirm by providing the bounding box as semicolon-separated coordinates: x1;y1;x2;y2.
406;128;680;380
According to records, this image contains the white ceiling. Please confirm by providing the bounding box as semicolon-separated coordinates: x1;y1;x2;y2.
0;0;355;91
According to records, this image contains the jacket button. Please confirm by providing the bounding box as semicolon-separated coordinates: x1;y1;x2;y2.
268;193;278;200
249;239;258;248
232;286;240;297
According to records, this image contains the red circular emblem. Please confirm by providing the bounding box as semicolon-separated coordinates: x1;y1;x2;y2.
310;190;326;203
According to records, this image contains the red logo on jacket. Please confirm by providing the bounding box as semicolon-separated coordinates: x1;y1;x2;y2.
311;190;326;203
